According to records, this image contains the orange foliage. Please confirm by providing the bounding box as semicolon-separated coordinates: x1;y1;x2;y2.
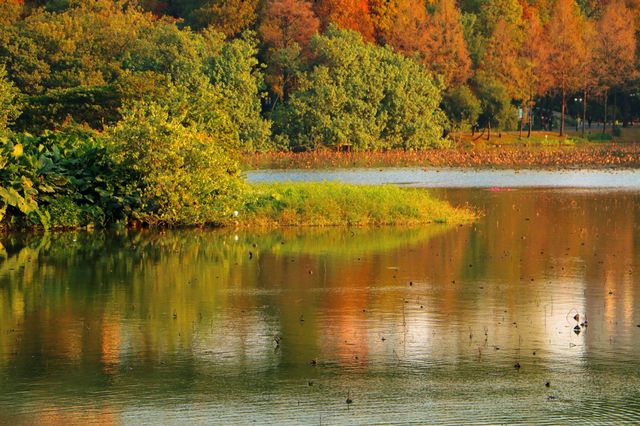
593;0;638;92
385;0;471;86
314;0;375;41
260;0;320;49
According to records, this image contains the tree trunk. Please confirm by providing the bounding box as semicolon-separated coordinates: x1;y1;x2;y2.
560;86;566;137
582;88;587;137
528;103;533;138
487;119;491;141
613;91;617;128
603;90;608;134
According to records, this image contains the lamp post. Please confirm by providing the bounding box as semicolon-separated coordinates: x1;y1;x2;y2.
573;97;583;132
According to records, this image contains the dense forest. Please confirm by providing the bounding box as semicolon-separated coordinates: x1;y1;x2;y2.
0;0;639;228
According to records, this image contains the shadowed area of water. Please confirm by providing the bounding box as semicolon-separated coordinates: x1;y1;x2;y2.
2;186;640;424
248;167;640;189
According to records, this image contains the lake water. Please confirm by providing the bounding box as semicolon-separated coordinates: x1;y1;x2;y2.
2;169;640;424
248;167;640;189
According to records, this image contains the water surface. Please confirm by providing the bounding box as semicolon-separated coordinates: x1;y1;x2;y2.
2;183;640;424
248;167;640;189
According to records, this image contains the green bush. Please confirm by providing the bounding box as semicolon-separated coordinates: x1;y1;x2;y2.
585;132;613;142
612;126;622;137
107;102;245;226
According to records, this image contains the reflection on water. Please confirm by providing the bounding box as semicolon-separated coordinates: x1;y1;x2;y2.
2;189;640;424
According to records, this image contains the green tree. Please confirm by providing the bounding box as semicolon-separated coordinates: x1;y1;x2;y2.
472;71;517;139
442;85;481;132
202;31;271;151
0;65;22;131
275;26;447;151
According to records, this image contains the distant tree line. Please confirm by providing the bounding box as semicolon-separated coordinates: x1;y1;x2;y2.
2;0;639;143
0;0;638;227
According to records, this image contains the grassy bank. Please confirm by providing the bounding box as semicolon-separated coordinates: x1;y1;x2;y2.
239;183;476;227
1;182;476;231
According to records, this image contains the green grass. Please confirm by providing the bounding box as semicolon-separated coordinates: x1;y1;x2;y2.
239;182;476;227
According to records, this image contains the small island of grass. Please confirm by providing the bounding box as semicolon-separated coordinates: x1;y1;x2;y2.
240;183;476;227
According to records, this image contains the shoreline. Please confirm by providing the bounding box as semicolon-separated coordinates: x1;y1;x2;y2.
0;182;477;233
246;143;640;170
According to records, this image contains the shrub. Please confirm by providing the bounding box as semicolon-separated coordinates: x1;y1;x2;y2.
585;132;613;142
107;102;245;226
612;126;622;137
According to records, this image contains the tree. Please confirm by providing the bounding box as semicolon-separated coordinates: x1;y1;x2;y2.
260;0;319;49
369;0;398;43
482;18;523;99
0;65;22;131
202;31;271;151
593;0;637;133
472;71;517;139
259;0;319;102
0;0;23;26
479;0;524;36
546;0;586;136
518;6;552;136
385;0;430;58
274;26;447;151
314;0;375;41
188;0;259;36
575;15;595;135
426;0;472;87
442;85;481;132
386;0;471;87
1;2;270;147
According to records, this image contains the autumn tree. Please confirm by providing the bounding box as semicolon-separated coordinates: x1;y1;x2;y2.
0;0;23;25
259;0;319;101
384;0;429;57
314;0;375;41
576;15;595;135
386;0;470;87
546;0;586;136
369;0;398;43
518;6;552;136
482;18;523;99
427;0;472;87
593;0;637;132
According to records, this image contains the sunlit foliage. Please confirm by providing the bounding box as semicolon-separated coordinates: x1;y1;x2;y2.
272;26;448;151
